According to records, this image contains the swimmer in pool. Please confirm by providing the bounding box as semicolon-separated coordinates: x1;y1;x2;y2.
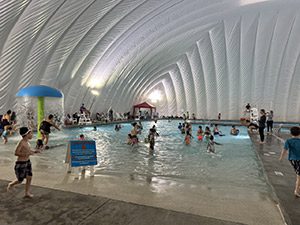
207;135;222;153
148;128;159;154
185;130;193;145
197;126;204;141
204;126;211;140
230;125;239;136
213;124;225;136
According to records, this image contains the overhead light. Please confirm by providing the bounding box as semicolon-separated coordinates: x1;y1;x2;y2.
91;90;99;96
148;90;162;103
240;0;269;6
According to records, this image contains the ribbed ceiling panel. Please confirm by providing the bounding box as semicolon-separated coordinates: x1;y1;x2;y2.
0;0;299;121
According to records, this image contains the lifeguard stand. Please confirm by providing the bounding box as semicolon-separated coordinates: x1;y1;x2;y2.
250;107;259;123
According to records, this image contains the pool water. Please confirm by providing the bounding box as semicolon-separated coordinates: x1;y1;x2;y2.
48;120;269;192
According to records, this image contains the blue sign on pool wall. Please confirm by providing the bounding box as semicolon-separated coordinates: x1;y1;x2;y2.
69;140;97;167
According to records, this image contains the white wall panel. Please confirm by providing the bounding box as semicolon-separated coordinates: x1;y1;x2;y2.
224;17;241;119
177;55;197;116
210;23;229;119
187;45;206;118
198;34;218;119
273;13;300;121
251;11;277;109
240;13;259;109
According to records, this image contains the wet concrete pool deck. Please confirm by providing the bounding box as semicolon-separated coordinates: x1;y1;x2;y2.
1;179;244;225
248;132;300;225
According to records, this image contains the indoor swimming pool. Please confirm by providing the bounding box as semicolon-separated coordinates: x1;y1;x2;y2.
54;120;268;191
1;120;271;191
0;120;283;224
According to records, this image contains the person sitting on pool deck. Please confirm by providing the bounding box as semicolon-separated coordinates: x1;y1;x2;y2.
80;103;90;116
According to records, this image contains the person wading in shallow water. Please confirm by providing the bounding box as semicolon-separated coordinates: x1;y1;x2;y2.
39;114;60;149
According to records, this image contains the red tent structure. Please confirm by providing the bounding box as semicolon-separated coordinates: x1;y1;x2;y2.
133;102;156;118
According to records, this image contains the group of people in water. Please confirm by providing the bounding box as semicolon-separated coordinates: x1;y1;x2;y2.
126;121;160;155
125;119;241;155
178;122;239;153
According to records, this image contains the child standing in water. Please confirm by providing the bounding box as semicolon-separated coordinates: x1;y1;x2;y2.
207;135;221;153
35;139;44;149
178;122;183;130
204;126;211;140
7;127;40;198
213;124;225;136
185;131;193;145
148;128;159;154
197;126;204;141
2;125;13;144
279;126;300;197
127;134;132;145
130;122;139;145
39;114;60;149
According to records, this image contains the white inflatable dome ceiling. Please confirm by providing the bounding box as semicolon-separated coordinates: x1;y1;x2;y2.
0;0;300;121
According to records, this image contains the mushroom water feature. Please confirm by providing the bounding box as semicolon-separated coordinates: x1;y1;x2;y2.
16;85;64;138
